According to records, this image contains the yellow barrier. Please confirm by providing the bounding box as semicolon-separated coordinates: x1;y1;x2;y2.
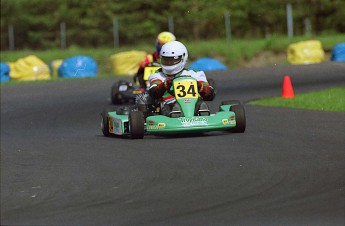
110;50;147;76
287;40;325;64
50;59;64;78
9;55;50;81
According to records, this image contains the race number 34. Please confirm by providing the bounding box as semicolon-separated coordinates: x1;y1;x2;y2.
174;80;198;99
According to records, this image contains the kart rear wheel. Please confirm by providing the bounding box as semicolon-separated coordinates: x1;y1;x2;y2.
101;106;117;136
221;100;242;105
208;78;217;94
230;104;246;133
129;111;145;139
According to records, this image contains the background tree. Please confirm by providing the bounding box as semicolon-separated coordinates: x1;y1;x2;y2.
1;0;344;50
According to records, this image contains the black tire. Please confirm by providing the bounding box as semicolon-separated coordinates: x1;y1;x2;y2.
208;78;217;93
221;100;242;105
116;106;131;115
129;111;145;139
111;80;129;105
230;104;246;133
101;106;117;136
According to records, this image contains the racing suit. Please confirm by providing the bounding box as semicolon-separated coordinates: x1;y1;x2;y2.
148;69;215;116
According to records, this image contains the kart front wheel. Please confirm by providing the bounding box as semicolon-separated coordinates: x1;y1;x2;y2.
101;106;117;136
111;80;129;105
129;111;145;139
230;104;246;133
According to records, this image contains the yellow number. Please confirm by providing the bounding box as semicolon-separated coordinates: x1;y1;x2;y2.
174;80;198;99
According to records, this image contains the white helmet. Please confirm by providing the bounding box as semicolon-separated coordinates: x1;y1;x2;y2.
160;41;188;75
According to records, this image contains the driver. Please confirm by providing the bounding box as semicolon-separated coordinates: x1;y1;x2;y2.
133;31;176;89
148;41;215;116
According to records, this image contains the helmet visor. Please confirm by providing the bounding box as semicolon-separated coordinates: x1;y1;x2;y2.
161;55;182;66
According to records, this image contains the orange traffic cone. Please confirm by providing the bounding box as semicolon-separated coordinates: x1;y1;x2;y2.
282;75;295;98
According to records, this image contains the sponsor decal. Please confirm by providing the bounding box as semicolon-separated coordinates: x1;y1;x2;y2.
184;99;192;103
147;125;159;130
148;120;154;125
178;117;208;127
230;115;236;125
109;117;113;132
147;123;166;130
132;90;142;94
113;118;123;135
223;118;236;125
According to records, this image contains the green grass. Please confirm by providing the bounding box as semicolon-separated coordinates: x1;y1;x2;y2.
250;87;345;112
1;34;344;76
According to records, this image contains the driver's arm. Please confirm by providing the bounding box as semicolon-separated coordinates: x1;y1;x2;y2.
149;79;168;99
198;81;215;101
148;75;172;99
194;71;215;101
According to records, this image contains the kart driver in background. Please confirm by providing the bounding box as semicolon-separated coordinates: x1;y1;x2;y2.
133;31;176;89
148;41;215;116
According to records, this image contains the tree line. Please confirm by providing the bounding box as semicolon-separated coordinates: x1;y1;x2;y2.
1;0;344;50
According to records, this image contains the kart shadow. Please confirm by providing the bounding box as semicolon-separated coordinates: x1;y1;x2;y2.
96;131;235;140
149;131;234;139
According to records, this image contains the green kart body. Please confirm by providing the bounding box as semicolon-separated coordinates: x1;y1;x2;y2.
145;110;236;134
101;76;245;138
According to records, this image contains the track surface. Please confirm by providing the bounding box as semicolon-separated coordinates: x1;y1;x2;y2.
1;63;345;225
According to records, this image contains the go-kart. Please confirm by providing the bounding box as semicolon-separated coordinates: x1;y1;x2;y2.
110;65;160;104
101;75;245;139
110;64;217;105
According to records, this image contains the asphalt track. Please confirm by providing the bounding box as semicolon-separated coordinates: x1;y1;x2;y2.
1;62;345;225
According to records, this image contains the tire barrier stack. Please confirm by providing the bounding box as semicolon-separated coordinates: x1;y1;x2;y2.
0;62;10;83
287;40;325;64
1;55;98;83
4;55;50;82
188;57;228;71
110;50;147;76
331;43;345;62
58;56;98;78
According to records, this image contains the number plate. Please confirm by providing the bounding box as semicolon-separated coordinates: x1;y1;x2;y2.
143;66;160;80
174;80;198;99
119;84;127;91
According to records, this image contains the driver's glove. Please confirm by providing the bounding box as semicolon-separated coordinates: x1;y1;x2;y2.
198;81;215;101
149;78;170;99
164;77;172;90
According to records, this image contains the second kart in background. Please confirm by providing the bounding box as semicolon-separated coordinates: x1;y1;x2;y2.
110;31;176;105
110;63;160;105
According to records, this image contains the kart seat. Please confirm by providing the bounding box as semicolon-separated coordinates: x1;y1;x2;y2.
197;100;210;116
169;103;183;118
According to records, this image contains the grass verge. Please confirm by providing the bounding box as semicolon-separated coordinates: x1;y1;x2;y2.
250;87;345;112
